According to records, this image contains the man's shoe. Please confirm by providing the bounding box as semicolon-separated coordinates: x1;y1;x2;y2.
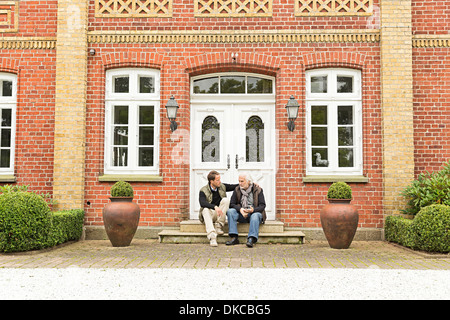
246;237;256;248
225;237;239;246
215;223;224;235
209;233;218;247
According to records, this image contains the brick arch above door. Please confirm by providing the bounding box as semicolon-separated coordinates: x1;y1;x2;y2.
184;52;281;77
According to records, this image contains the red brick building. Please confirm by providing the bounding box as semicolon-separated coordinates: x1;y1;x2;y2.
0;0;448;240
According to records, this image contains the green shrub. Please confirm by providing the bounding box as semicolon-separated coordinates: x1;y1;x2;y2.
385;205;450;253
0;188;85;253
110;181;134;197
410;204;450;253
0;191;52;252
50;209;85;245
401;160;450;215
327;181;352;199
385;215;415;248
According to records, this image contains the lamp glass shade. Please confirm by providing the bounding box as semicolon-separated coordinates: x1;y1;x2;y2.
165;96;179;120
285;96;299;120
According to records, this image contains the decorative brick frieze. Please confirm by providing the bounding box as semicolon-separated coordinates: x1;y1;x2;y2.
87;29;380;44
0;37;56;49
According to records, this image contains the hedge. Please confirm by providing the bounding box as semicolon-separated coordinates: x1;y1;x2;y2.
0;190;85;253
385;204;450;253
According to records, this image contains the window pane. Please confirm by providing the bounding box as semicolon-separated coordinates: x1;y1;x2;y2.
246;116;264;162
339;148;354;167
114;106;128;124
114;127;128;145
139;127;154;145
338;106;353;125
1;129;11;148
113;147;128;166
139;147;154;167
193;77;219;94
139;76;154;93
220;76;245;94
247;77;273;94
311;105;327;125
311;127;327;146
337;76;353;93
0;149;10;168
311;76;327;93
139;105;154;124
2;81;12;97
338;127;353;146
312;148;329;167
1;109;11;127
202;116;220;162
114;76;129;93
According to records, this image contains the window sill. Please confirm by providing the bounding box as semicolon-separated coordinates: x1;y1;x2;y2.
302;175;369;183
0;175;16;183
99;174;163;182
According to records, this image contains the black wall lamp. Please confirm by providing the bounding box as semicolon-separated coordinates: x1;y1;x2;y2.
165;95;179;132
286;95;299;132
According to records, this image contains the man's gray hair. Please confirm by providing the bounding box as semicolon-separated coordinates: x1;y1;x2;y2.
238;172;253;184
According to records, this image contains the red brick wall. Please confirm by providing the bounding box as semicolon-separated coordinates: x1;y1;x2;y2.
412;0;450;35
84;42;383;229
0;52;56;195
412;48;450;175
412;0;450;176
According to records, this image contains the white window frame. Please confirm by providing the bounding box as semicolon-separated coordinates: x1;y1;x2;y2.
104;68;160;174
305;68;363;175
0;73;17;175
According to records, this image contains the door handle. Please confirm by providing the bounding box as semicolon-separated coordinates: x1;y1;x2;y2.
227;154;230;169
235;154;238;169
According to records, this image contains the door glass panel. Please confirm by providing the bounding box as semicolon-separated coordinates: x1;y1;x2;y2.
139;76;154;93
311;105;327;125
311;76;327;93
339;148;354;167
338;105;353;125
139;147;154;166
113;76;129;93
337;76;353;93
247;77;273;94
220;76;245;94
246;116;264;162
202;116;220;162
193;77;219;94
312;148;329;167
2;81;12;97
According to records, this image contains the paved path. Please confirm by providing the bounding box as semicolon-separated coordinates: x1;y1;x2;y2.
1;240;448;300
1;239;449;270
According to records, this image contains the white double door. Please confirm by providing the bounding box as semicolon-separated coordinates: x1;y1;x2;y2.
190;101;276;220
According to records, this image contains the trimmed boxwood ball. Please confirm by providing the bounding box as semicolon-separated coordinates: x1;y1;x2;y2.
411;204;450;253
110;181;134;197
0;191;52;253
327;181;352;199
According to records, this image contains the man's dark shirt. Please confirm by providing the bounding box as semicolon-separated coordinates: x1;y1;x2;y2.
199;183;238;210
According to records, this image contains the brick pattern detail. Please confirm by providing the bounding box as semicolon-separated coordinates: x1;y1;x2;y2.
0;0;18;32
194;0;272;17
53;0;89;210
295;0;373;16
95;0;172;17
380;0;414;216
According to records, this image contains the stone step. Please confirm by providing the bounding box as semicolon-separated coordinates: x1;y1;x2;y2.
180;220;285;234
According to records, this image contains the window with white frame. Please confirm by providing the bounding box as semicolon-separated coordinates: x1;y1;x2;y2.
305;68;362;175
0;73;16;175
105;68;160;174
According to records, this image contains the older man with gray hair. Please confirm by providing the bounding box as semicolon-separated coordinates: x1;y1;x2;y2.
226;172;266;248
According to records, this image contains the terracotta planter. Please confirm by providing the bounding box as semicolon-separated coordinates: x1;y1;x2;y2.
320;199;359;249
103;197;140;247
